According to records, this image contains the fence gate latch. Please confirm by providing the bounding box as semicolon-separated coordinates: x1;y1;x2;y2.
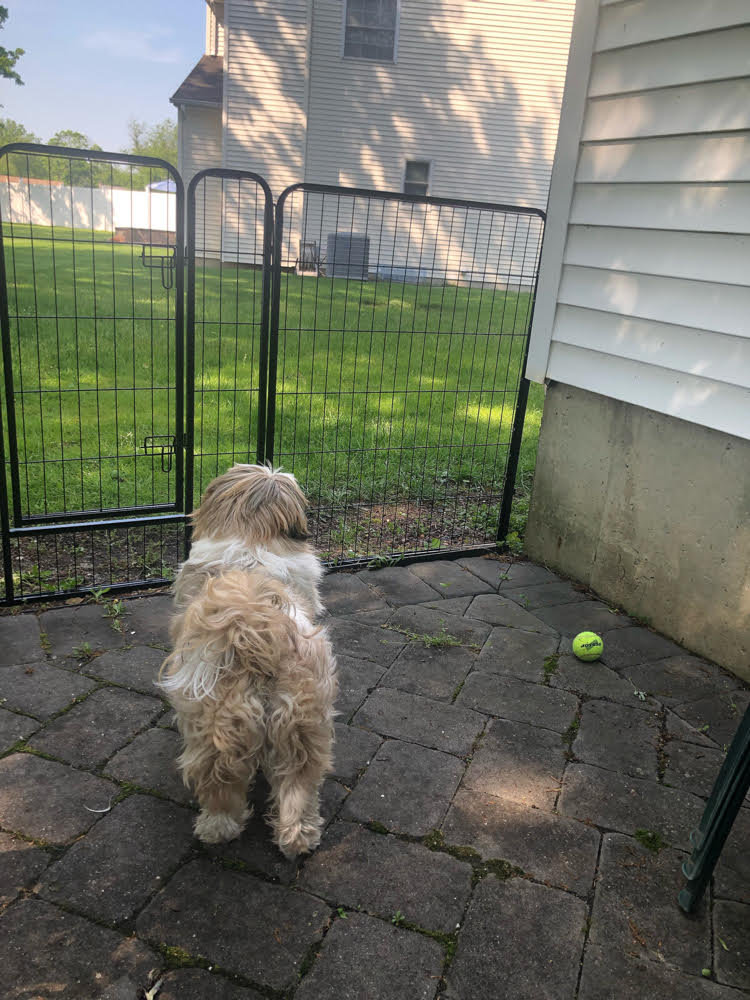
143;435;176;473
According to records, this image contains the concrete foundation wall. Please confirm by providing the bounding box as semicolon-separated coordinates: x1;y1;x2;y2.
526;382;750;681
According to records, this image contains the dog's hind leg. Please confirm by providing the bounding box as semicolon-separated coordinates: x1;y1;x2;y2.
264;706;334;858
192;757;257;844
177;688;265;845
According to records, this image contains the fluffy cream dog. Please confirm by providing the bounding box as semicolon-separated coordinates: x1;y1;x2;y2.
160;464;336;858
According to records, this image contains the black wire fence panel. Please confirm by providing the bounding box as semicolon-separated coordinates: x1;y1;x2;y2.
0;151;543;601
7;519;185;600
269;185;543;565
186;170;273;511
0;144;184;601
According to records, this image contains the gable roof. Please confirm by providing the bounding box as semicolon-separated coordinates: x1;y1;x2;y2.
171;54;223;108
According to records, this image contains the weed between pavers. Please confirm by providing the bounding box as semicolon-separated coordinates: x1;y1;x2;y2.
367;554;404;570
71;641;101;662
634;829;669;853
422;829;523;885
382;624;462;649
561;712;581;761
543;653;560;686
90;587;128;633
157;944;212;970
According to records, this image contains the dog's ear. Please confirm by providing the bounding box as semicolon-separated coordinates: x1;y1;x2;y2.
258;473;311;542
285;520;311;542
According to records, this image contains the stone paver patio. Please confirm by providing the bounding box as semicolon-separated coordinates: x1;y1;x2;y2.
1;555;749;998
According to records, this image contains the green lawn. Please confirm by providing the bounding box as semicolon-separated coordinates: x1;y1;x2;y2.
2;225;543;557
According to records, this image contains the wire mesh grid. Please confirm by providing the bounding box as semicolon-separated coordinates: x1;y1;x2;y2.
269;184;544;566
0;155;544;600
0;144;184;600
186;170;273;511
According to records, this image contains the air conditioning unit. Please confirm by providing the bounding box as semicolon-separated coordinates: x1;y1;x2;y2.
326;233;370;280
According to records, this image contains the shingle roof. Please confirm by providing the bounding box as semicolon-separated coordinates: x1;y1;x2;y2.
170;54;223;108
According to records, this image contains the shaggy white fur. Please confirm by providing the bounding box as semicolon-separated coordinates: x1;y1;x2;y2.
160;464;337;858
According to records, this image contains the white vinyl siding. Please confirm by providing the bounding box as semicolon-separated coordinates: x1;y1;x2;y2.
305;0;574;208
527;2;750;441
223;0;310;195
178;106;222;186
205;3;225;56
179;106;223;257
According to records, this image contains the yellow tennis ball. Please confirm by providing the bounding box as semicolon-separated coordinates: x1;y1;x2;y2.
572;631;604;661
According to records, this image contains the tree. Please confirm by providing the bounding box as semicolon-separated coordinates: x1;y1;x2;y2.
42;128;107;184
120;117;177;189
125;118;177;165
0;6;23;86
0;116;39;175
0;116;38;146
48;130;94;150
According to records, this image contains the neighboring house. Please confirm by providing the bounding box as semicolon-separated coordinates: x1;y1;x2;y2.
525;0;750;676
171;0;574;276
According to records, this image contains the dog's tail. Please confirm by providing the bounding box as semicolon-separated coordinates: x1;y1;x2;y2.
159;569;310;702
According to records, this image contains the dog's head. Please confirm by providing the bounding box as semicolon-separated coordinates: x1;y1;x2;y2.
191;464;310;545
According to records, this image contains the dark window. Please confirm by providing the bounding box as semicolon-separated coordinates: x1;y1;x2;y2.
403;160;430;197
344;0;398;61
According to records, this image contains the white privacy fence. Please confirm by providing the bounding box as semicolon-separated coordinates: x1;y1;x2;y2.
0;178;177;234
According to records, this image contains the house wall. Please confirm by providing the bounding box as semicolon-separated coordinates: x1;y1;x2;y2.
525;0;750;676
206;2;225;56
526;384;750;680
223;0;310;194
526;0;750;441
178;105;223;256
305;0;574;208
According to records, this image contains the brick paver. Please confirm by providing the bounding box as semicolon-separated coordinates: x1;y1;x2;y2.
409;559;495;597
381;640;476;701
300;821;472;931
341;738;465;835
0;753;115;843
0;613;42;664
558;762;705;851
443;787;599;896
461;717;567;809
30;686;164;768
0;556;747;1000
353;687;485;755
295;912;444;1000
331;722;382;783
137;859;329;989
0;830;50;906
158;969;265;999
38;603;131;656
474;625;559;682
0;898;157;998
104;726;191;802
589;833;710;973
335;654;386;722
456;670;579;732
446;877;587;999
573;699;661;780
360;566;439;605
1;660;96;720
81;644;165;692
0;705;39;750
387;603;491;646
38;794;195;922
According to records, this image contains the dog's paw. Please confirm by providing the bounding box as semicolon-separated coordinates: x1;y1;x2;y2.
277;819;322;859
194;809;248;844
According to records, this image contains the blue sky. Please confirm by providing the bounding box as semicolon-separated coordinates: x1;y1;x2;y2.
1;0;205;151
